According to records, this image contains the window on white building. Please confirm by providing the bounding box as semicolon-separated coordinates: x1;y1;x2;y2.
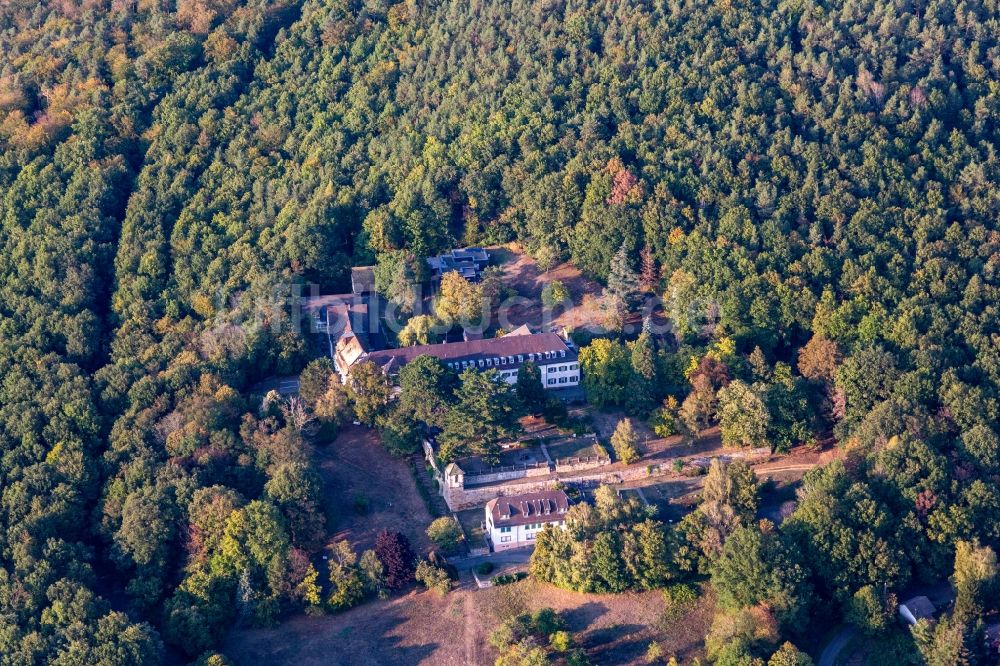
547;379;556;385
500;536;511;543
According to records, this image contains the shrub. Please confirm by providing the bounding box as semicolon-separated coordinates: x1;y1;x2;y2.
550;630;573;652
426;517;464;553
491;572;527;586
660;583;699;624
650;396;680;438
531;608;565;636
663;582;699;606
542;280;571;307
475;562;495;576
415;560;451;596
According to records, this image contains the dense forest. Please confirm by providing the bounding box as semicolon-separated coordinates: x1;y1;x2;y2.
1;0;999;662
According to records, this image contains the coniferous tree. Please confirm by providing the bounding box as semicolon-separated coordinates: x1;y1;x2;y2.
439;369;522;462
639;245;658;292
626;332;658;416
605;242;640;306
515;361;547;415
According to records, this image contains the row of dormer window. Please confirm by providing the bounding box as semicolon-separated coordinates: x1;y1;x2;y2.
446;349;567;372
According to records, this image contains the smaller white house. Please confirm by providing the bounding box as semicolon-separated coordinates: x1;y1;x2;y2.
898;596;936;626
485;490;570;551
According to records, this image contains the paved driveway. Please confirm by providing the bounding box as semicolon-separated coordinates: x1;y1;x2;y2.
817;626;856;666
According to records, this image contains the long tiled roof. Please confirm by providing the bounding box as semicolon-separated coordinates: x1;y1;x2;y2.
363;332;576;372
487;490;570;527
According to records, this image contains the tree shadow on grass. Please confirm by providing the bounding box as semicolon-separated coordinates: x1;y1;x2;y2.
582;623;646;649
226;609;441;666
584;635;655;665
561;601;609;632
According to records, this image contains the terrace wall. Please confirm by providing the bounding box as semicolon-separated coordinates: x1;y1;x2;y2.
554;456;610;474
438;443;772;511
463;464;550;487
445;478;557;511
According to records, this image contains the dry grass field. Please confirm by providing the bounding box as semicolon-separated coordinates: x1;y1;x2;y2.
314;424;434;554
221;380;754;665
223;579;715;665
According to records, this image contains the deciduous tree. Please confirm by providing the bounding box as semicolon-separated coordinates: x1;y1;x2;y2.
374;531;416;591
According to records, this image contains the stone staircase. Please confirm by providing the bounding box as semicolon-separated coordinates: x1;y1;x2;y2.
410;453;449;517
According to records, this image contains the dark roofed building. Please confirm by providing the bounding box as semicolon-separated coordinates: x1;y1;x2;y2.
485;490;570;551
427;247;490;282
351;266;376;294
898;596;937;626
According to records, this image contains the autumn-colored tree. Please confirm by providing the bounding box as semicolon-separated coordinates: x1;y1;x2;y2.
398;314;439;346
314;376;352;430
347;361;392;425
610;418;641;464
542;280;571;308
374;531;416;591
797;335;840;384
435;271;486;329
579;338;632;407
951;540;997;622
639;245;658;292
680;374;717;434
298;357;336;407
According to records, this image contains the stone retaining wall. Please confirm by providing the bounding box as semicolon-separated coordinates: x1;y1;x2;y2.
463;465;550;487
438;442;772;511
445;477;558;511
554;456;611;474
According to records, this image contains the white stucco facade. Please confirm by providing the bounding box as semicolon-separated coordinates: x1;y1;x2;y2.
492;359;580;388
540;360;580;388
484;490;571;551
486;516;566;551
